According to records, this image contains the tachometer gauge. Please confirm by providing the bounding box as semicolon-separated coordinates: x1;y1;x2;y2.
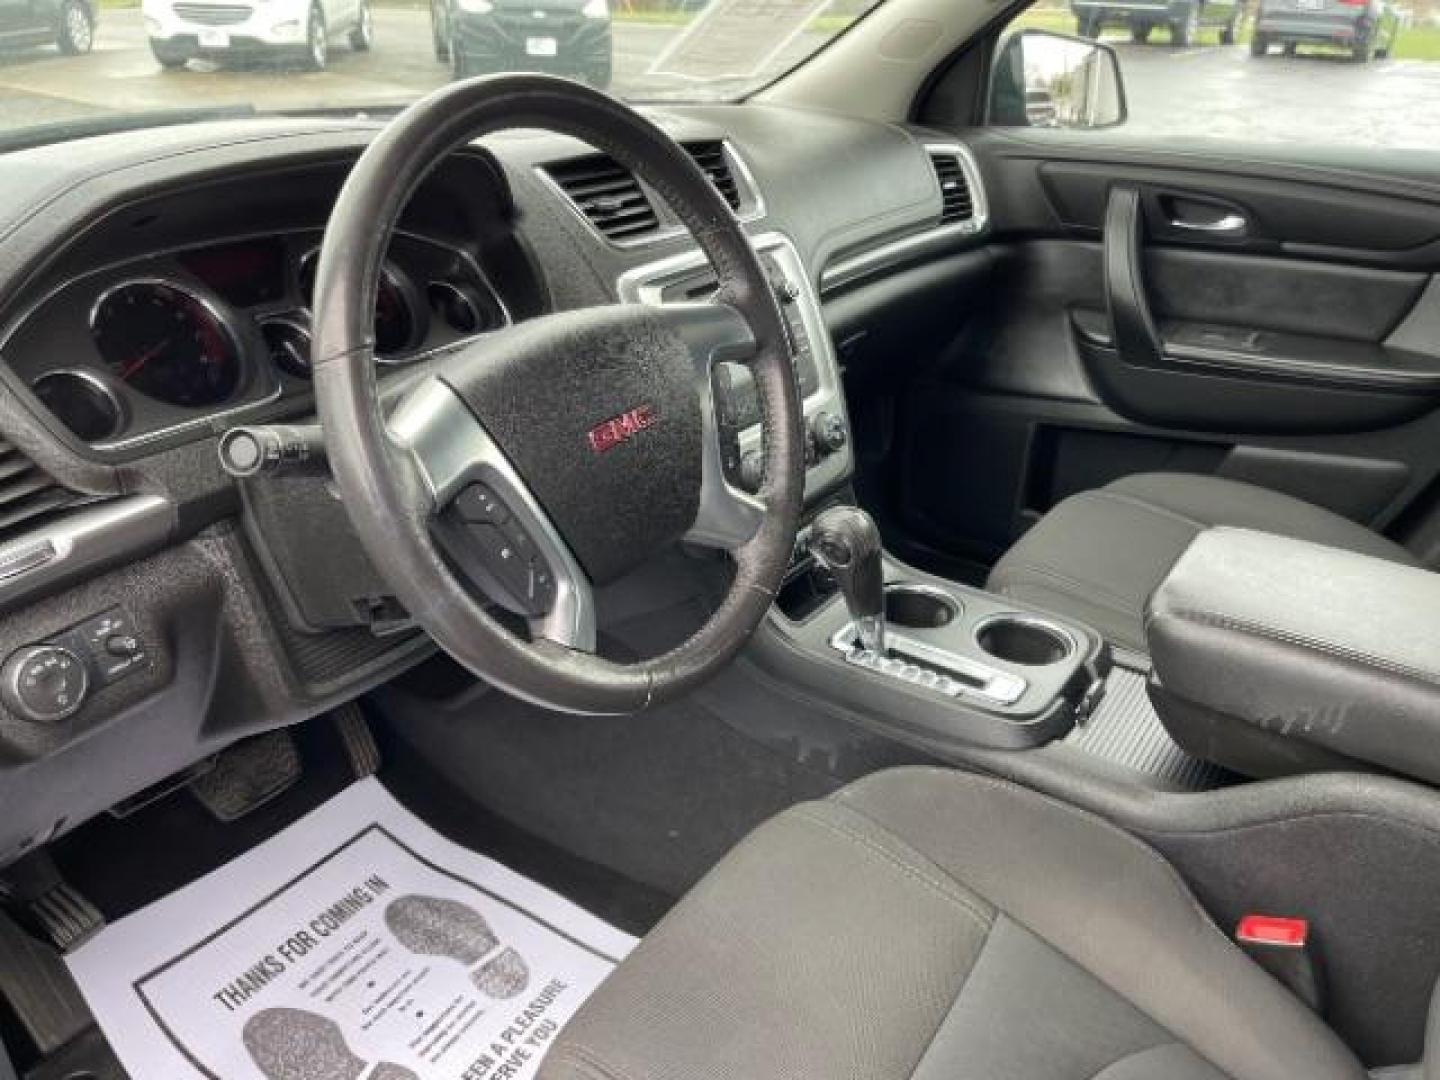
91;281;242;408
299;250;421;359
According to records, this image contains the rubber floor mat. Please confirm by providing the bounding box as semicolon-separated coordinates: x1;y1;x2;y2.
66;778;636;1080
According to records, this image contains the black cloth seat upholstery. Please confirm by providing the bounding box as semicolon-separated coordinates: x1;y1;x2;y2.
539;768;1365;1080
987;472;1418;654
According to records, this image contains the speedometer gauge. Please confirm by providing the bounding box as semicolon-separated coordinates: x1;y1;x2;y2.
91;281;242;408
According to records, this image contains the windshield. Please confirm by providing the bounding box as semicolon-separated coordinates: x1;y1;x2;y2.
0;0;880;143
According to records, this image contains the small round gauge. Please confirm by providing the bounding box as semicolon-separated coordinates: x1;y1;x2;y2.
91;281;242;408
427;281;504;336
261;318;312;379
32;371;123;442
373;270;418;356
299;250;420;359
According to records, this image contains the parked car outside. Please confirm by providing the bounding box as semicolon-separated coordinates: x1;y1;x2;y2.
1071;0;1243;44
0;0;96;56
143;0;373;70
1251;0;1399;60
431;0;612;85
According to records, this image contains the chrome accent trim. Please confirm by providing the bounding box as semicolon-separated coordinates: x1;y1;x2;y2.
535;139;767;251
0;495;174;611
884;582;962;623
829;621;1028;706
87;276;245;368
656;303;765;551
30;368;126;442
820;142;990;295
853;613;886;655
388;378;596;653
4;226;508;454
616;231;852;507
86;275;282;453
1171;212;1247;234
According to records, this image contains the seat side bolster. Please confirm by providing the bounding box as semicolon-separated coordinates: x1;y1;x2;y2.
834;767;1367;1080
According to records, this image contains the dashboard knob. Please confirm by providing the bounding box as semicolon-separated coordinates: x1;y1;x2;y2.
737;449;765;493
769;274;801;305
810;411;849;455
2;645;88;723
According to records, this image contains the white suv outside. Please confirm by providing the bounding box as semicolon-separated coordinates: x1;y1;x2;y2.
143;0;372;69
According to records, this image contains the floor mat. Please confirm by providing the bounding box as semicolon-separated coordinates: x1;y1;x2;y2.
64;778;636;1080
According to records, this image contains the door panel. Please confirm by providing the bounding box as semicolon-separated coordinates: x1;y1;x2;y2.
884;133;1440;568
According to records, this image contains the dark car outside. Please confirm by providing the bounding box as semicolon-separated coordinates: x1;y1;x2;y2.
431;0;612;85
1251;0;1399;60
1071;0;1242;44
0;0;96;56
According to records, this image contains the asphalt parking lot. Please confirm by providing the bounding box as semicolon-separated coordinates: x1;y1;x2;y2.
1;9;1440;148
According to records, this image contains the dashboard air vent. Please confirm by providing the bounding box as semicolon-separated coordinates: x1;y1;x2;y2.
929;151;975;226
544;154;660;243
684;141;742;211
0;438;82;544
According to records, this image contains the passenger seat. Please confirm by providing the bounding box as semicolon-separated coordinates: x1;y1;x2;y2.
987;472;1419;655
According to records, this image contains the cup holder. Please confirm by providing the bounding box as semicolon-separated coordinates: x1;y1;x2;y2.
975;615;1075;667
884;584;960;629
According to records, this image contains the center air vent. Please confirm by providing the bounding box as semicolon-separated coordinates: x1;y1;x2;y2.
684;141;742;211
544;141;753;244
0;438;83;545
544;154;660;243
929;151;975;226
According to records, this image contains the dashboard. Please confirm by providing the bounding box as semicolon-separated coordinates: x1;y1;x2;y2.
0;107;987;867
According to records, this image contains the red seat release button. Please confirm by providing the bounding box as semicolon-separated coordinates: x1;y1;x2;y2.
1236;914;1309;948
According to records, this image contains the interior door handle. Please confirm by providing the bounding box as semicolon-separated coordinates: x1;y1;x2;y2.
1104;185;1164;370
1170;212;1247;234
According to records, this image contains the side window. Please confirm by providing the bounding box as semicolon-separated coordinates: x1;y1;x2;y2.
993;0;1429;146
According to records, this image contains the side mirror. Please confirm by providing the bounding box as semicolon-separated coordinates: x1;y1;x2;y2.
988;29;1127;130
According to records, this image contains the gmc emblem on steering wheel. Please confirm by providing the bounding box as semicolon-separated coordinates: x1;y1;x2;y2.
587;405;658;453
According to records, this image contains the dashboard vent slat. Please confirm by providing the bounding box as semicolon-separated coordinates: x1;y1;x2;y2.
543;141;750;243
0;438;84;545
928;151;975;226
684;141;742;212
544;154;660;243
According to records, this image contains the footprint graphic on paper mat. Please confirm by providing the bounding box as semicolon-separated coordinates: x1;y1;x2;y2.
385;894;531;1000
243;1007;419;1080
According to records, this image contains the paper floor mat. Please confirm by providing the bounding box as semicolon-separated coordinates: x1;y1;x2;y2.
67;778;636;1080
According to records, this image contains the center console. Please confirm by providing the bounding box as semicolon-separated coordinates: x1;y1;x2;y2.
763;505;1111;753
623;234;1108;754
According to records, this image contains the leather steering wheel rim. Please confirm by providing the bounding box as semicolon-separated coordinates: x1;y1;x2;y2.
311;75;805;715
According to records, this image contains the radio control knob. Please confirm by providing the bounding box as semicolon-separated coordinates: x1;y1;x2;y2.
2;645;88;723
737;449;765;492
810;411;849;455
774;277;801;305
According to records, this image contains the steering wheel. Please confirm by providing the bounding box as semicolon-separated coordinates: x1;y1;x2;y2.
311;75;805;715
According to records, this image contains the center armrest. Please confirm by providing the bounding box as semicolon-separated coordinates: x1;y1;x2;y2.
1145;527;1440;784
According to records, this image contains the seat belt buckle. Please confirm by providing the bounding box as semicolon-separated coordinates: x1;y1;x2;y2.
1235;914;1325;1013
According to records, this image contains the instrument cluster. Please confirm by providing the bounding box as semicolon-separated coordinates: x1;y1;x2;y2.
11;231;509;451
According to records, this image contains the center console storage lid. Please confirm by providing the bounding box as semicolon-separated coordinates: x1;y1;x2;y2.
1146;527;1440;784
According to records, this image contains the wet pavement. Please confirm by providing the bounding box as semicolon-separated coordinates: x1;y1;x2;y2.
1;10;1439;149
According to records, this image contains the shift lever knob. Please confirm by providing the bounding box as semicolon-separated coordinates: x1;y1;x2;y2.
808;506;886;655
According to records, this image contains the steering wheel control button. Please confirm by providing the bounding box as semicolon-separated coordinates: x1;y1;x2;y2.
810;411;849;456
455;483;509;525
3;645;89;723
74;608;148;684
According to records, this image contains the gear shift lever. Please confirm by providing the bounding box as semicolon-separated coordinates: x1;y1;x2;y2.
808;506;886;655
